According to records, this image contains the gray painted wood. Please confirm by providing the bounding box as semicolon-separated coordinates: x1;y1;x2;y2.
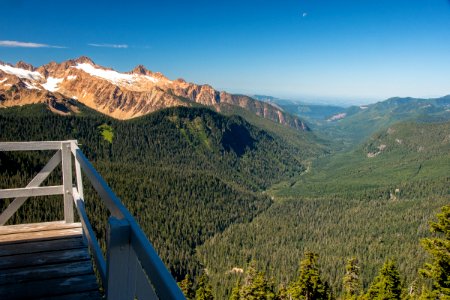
62;141;74;223
0;221;100;299
0;247;90;270
0;141;62;151
0;140;185;299
106;216;131;300
0;260;94;284
135;258;159;300
0;237;84;256
0;274;99;299
0;150;62;225
36;290;102;300
0;221;81;235
0;185;64;199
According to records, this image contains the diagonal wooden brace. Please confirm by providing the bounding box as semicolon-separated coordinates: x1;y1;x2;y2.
0;150;62;225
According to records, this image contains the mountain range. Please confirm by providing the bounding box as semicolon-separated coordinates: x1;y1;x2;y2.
0;57;307;130
255;94;450;147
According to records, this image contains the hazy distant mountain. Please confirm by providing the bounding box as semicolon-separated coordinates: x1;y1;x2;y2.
0;57;307;131
252;94;346;122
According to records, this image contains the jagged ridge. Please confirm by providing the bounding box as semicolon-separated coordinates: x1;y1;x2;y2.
0;57;308;130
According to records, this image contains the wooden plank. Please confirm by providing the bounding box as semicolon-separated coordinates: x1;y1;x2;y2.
0;221;81;235
0;237;84;256
0;150;62;225
0;260;93;285
0;274;99;299
36;290;102;300
0;185;64;199
0;247;90;269
0;141;63;151
62;141;74;223
0;227;82;243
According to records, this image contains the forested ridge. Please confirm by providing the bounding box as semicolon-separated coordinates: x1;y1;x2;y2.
0;104;311;281
0;104;448;299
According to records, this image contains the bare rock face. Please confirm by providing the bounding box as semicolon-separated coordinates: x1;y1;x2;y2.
0;57;308;130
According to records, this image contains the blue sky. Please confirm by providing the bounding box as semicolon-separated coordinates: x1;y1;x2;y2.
1;0;449;104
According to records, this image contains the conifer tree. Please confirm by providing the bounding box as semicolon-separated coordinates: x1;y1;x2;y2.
276;283;289;300
179;274;195;299
288;251;329;300
195;273;214;300
365;260;402;300
343;257;362;299
419;205;450;298
240;261;276;300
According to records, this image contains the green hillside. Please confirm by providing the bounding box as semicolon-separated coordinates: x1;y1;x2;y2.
275;95;450;149
0;104;317;281
198;121;450;298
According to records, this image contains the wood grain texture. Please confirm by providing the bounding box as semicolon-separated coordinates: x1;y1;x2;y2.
0;274;99;299
0;237;84;256
0;222;100;299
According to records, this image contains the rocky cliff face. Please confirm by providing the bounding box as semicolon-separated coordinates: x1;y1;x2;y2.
0;57;308;130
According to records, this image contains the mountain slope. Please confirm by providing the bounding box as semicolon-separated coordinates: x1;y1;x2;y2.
0;104;318;281
0;57;307;130
258;94;450;148
199;120;450;298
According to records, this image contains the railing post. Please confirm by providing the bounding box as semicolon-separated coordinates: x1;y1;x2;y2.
106;216;132;300
61;141;74;223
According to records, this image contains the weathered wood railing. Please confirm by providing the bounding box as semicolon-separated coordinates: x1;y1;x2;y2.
0;140;185;300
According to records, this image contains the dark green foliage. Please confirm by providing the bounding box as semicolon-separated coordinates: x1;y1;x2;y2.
196;274;214;300
419;205;450;298
343;258;362;299
235;262;276;300
288;252;330;300
365;260;402;300
179;274;195;299
0;104;309;281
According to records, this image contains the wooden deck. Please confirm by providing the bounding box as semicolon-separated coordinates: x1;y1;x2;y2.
0;221;101;300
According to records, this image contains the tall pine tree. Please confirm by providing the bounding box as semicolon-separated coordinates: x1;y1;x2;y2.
342;257;362;299
365;260;402;300
288;251;330;300
419;205;450;298
195;273;214;300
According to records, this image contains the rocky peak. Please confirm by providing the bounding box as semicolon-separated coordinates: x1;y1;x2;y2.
16;61;35;71
74;56;95;65
0;56;309;131
131;65;151;75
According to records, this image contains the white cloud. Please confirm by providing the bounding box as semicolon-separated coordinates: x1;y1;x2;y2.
88;43;128;49
0;40;65;48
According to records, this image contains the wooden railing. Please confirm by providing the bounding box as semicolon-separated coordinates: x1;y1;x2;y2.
0;140;186;300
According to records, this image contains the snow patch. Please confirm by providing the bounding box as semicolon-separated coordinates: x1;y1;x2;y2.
73;63;159;85
42;77;63;92
0;64;42;80
0;78;7;84
144;75;158;83
359;106;368;110
67;75;77;80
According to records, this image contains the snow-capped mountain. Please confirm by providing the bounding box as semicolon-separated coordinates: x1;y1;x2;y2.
0;57;308;130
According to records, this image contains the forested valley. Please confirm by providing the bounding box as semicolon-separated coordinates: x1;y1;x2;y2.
0;103;448;299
